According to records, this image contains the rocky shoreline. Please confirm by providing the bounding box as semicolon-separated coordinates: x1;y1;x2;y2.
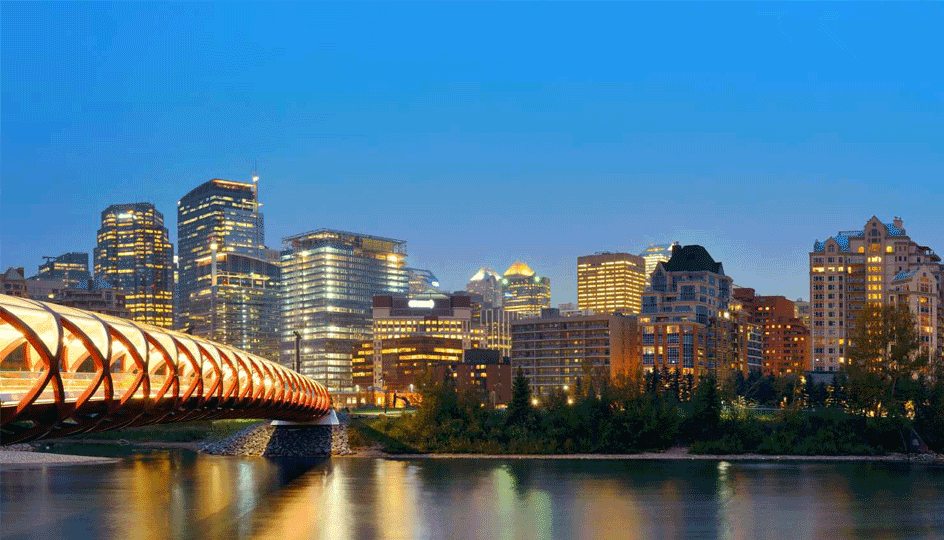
201;423;351;457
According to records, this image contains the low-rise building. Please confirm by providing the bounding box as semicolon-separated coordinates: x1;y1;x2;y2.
0;268;28;298
433;349;513;406
50;279;131;319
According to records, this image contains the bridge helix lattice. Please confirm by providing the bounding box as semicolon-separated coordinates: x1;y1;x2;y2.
0;294;331;444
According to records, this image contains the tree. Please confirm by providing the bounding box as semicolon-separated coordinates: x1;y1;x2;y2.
846;304;924;416
687;373;722;440
506;368;534;426
669;369;682;401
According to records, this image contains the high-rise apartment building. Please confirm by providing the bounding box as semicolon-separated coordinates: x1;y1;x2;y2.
733;288;809;376
281;229;408;390
94;203;174;327
810;216;943;372
501;261;551;317
511;308;639;396
640;244;759;377
32;252;91;288
466;267;503;308
177;178;279;360
640;242;679;284
577;252;647;315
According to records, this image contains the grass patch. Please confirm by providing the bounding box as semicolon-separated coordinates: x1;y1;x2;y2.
65;419;263;443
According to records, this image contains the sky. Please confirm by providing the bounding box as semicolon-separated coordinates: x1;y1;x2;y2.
2;2;942;304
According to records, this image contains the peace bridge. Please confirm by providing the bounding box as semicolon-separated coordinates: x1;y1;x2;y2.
0;294;331;444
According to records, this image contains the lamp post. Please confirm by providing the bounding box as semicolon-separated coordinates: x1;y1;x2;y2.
293;331;301;374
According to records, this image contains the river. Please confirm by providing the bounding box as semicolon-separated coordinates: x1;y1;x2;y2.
1;446;943;539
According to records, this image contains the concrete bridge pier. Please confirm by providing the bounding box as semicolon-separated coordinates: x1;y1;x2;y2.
266;410;348;457
202;410;350;457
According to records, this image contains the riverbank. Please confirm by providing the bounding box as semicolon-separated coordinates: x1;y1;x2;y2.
0;447;118;467
39;438;204;452
345;445;944;463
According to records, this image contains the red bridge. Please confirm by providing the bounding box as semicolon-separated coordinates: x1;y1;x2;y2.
0;294;331;444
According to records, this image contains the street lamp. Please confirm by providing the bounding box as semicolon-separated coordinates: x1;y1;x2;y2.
293;331;302;373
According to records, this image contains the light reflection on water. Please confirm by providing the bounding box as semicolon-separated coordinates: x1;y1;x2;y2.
2;448;943;539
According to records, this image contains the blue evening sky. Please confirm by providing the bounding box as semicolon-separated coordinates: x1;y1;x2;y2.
2;2;942;303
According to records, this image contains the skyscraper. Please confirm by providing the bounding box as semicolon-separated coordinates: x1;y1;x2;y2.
639;242;679;284
177;179;266;323
810;216;942;372
280;229;408;390
32;252;91;288
501;261;551;317
188;252;281;360
176;178;279;360
94;203;174;327
466;267;503;308
577;252;647;315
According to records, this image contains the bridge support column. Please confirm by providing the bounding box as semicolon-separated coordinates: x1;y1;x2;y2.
202;411;349;457
264;410;347;457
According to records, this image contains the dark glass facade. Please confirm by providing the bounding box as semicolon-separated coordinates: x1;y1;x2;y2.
177;179;265;329
177;179;278;360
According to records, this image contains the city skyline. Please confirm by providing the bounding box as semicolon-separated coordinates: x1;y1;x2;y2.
0;181;944;306
1;3;943;535
3;3;943;304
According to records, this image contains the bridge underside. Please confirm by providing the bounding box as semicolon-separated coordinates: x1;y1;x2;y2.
0;294;331;444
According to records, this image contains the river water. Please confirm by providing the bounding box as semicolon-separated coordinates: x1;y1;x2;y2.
1;446;943;539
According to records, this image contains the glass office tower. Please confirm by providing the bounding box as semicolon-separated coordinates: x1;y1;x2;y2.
177;178;266;327
281;230;408;391
177;178;279;360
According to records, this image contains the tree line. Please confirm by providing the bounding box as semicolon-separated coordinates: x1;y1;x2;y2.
354;305;944;455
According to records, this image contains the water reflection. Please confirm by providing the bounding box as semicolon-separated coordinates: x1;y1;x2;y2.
2;452;943;539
